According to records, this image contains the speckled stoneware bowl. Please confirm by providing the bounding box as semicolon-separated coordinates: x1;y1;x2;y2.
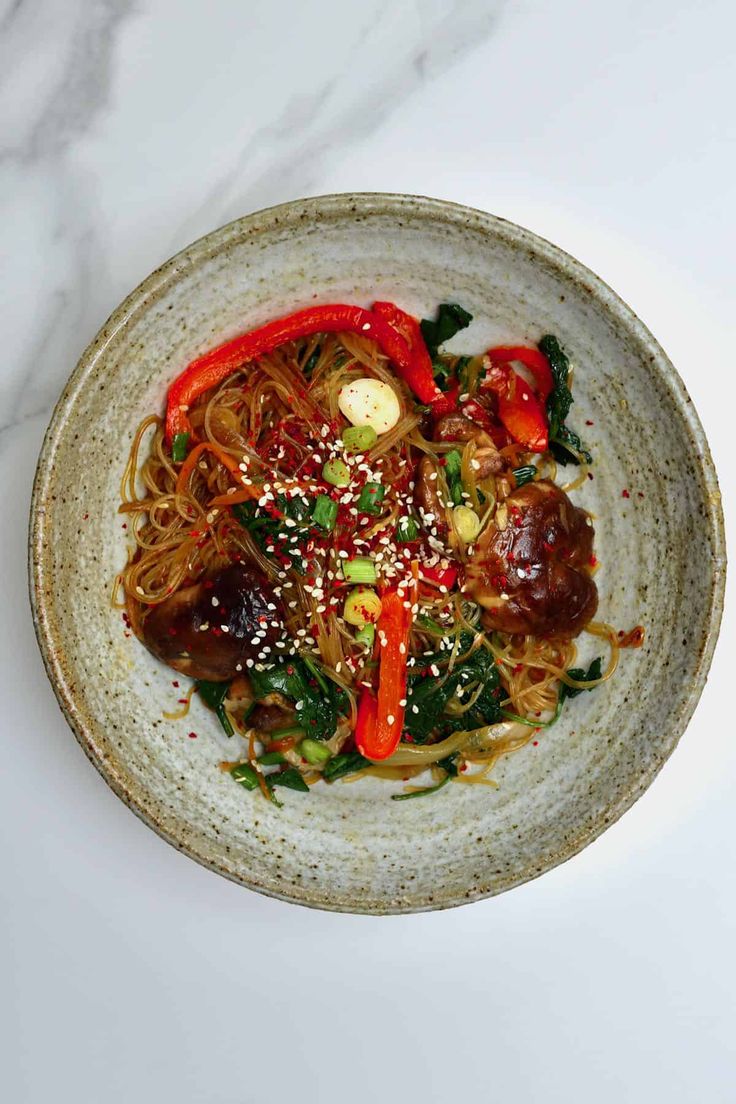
29;194;725;913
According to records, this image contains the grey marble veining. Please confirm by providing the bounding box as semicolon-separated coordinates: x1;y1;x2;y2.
0;0;504;440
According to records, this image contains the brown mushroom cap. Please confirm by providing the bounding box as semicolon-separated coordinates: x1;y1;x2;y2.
466;480;598;637
140;562;286;681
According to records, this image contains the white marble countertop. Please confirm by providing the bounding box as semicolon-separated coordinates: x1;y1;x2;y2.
2;1;734;1101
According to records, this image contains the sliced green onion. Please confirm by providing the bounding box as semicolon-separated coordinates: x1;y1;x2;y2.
344;587;382;626
453;505;481;544
355;623;375;649
171;432;189;463
396;515;419;542
322;458;350;487
341;556;377;584
513;464;537;487
312;494;338;531
268;724;306;739
230;762;259;790
269;768;310;793
298;738;331;765
357;482;385;514
257;750;287;765
342;425;378;453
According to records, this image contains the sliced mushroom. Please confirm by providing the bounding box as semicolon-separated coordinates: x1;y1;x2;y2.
434;412;503;479
413;455;448;535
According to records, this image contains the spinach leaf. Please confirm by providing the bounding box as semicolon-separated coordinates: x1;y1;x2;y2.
302;344;321;376
443;450;464;506
512;464;537;487
404;635;502;743
249;657;347;740
269;768;310;793
431;359;455;391
559;656;603;703
323;752;370;783
538;334;592;466
232;495;310;573
421;303;473;357
549;425;593;466
196;680;234;737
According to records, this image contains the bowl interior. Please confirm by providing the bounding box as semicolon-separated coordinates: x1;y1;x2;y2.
30;194;724;912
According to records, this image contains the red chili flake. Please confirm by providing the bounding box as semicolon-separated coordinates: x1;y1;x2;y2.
637;491;645;498
532;740;539;746
542;539;555;553
122;612;131;627
121;523;127;530
587;472;594;480
177;698;188;704
172;681;180;688
589;554;597;567
513;663;524;674
460;762;468;772
82;513;89;520
585;419;594;426
622;489;630;499
187;732;198;739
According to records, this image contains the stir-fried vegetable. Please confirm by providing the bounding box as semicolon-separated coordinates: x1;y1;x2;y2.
196;680;234;737
312;494;338;531
249;657;347;740
171;432;190;463
538;334;593;465
341;556;377;584
166;301;445;441
404;635;502;743
357;482;386;514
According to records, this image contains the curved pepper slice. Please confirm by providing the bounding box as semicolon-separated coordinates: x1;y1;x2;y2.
355;569;418;762
165;303;442;442
482;361;549;452
372;301;443;408
487;345;554;401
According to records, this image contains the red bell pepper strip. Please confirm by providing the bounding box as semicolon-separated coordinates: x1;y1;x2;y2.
487;345;554;401
482;362;549;452
372;301;445;407
165;303;442;442
354;688;378;755
355;570;417;761
419;563;458;590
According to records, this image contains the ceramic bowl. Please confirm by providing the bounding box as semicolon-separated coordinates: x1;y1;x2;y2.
29;194;725;913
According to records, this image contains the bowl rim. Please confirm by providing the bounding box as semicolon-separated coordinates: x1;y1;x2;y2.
28;192;727;914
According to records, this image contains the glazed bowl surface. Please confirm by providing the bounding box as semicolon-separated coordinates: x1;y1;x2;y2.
29;193;725;913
